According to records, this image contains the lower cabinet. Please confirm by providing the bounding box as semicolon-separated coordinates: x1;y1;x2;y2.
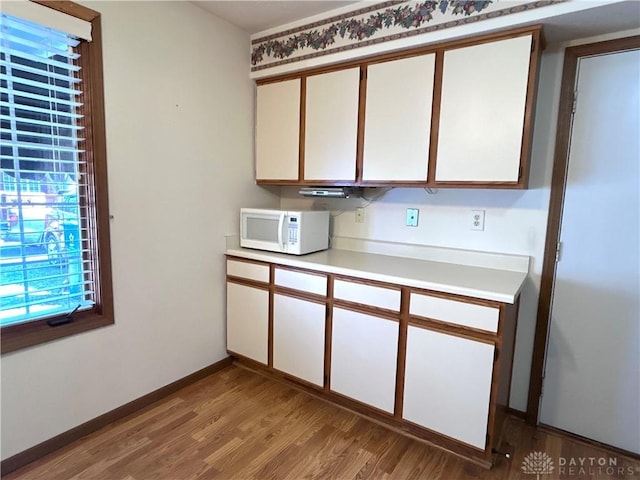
403;325;495;450
330;307;398;413
273;293;326;386
226;281;269;364
226;255;518;467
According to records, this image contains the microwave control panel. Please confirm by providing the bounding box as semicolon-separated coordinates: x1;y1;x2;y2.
287;216;299;244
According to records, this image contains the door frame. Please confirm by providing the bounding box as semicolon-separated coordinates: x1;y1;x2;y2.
526;35;640;425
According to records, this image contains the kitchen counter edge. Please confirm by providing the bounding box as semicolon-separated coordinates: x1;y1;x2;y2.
225;247;527;304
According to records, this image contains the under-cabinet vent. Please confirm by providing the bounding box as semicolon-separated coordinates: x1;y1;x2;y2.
298;187;362;198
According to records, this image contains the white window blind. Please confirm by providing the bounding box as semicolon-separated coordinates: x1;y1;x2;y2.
0;12;95;327
0;1;91;41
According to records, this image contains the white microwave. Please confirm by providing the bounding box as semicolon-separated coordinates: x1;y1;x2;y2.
240;208;330;255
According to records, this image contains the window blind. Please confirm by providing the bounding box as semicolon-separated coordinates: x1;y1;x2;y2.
0;0;92;41
0;12;95;327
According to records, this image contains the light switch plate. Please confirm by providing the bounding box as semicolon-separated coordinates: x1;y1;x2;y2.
406;208;419;227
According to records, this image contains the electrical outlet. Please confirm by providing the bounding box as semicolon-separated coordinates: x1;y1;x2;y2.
471;209;485;231
406;208;419;227
355;207;365;224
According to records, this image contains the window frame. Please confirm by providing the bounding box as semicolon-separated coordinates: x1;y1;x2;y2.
1;1;113;354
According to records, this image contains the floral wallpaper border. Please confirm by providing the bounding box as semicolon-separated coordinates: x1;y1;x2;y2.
252;1;407;45
251;0;561;72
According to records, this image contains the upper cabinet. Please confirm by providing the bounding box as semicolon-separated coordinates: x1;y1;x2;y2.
303;68;360;183
433;35;536;185
255;79;301;182
254;26;542;189
362;54;435;183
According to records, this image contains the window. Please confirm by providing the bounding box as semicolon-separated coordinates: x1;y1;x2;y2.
0;2;113;353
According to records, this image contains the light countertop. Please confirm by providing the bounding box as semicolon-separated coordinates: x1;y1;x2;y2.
226;242;528;304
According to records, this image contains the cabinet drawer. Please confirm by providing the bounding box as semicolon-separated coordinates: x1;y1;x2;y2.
334;279;400;312
275;268;327;296
227;259;269;283
409;292;499;333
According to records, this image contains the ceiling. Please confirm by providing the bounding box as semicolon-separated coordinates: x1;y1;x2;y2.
193;1;359;35
192;0;640;43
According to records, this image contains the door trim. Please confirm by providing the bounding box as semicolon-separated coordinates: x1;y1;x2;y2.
526;35;640;424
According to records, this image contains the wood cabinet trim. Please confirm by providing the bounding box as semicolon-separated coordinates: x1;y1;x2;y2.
485;311;507;460
256;179;302;185
401;416;488;454
427;49;444;185
517;27;543;188
333;301;400;322
226;276;270;290
226;255;270;267
271;366;326;392
394;287;410;419
268;265;275;367
328;388;398;420
274;264;328;279
333;273;404;292
409;286;504;309
355;65;367;182
273;287;327;305
324;275;334;392
298;76;306;182
407;317;497;345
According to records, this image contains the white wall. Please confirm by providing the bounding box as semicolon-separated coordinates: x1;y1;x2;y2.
282;48;564;411
0;1;278;460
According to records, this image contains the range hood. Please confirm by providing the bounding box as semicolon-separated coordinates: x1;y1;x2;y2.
298;187;362;198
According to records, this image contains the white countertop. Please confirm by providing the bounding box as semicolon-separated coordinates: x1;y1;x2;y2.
226;241;528;304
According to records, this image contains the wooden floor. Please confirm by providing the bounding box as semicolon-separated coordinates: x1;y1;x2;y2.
6;365;640;480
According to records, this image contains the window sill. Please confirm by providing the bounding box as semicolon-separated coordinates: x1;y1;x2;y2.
1;310;114;354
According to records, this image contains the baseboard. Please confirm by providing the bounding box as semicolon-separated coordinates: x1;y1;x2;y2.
505;407;526;419
538;423;640;461
1;356;233;476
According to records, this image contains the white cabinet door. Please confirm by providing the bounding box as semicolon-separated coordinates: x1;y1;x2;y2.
331;307;398;413
273;294;326;386
256;79;300;181
304;68;360;181
363;54;435;182
435;34;533;182
226;282;269;364
403;325;494;449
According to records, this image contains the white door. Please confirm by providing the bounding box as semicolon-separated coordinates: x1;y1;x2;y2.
540;49;640;454
362;54;435;182
403;325;495;450
226;282;269;364
304;68;360;181
331;307;398;413
255;79;301;181
273;294;326;386
435;34;532;182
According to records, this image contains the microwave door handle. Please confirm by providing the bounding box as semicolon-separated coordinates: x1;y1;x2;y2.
278;213;286;250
